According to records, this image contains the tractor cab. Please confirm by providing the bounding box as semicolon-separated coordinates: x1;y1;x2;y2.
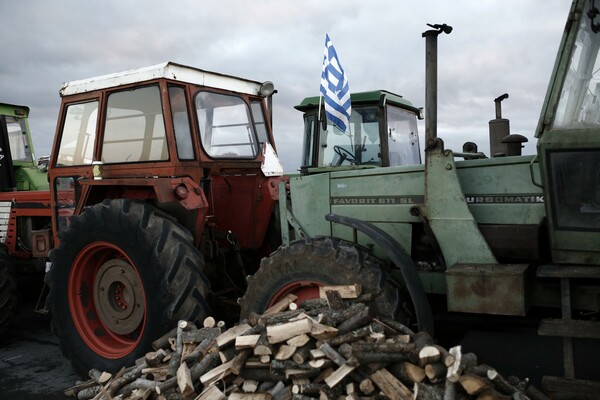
536;0;600;265
0;103;47;191
296;90;422;174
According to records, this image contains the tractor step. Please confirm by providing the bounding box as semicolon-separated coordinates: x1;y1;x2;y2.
538;318;600;339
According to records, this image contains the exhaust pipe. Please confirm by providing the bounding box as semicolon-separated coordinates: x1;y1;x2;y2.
422;23;452;149
489;93;510;157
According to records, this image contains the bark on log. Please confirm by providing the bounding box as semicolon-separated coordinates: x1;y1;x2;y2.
176;362;194;397
267;319;313;344
324;290;344;310
319;284;362;300
231;349;252;375
458;374;491;396
152;327;178;351
196;384;226;400
370;368;413;400
263;294;298;316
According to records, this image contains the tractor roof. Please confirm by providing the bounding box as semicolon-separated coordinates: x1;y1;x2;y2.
294;90;421;114
59;62;265;97
0;103;30;117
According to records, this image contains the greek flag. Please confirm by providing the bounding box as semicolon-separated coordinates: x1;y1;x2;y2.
320;34;351;133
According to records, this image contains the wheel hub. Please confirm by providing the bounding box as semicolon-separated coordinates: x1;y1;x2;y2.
93;259;144;335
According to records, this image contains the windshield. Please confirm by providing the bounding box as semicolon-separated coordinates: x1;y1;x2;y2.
387;105;420;166
318;106;381;167
5;116;33;163
553;0;600;129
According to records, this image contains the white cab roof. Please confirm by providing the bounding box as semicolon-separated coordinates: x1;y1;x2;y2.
60;62;264;97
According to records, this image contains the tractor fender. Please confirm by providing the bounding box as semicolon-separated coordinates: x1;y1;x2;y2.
325;213;434;335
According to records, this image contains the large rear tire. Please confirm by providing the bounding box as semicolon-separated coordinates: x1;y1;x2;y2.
240;237;399;318
48;199;211;375
0;252;18;338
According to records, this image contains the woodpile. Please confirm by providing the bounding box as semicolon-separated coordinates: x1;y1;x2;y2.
65;285;549;400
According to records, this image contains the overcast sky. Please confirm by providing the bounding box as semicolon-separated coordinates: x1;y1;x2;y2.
1;1;570;172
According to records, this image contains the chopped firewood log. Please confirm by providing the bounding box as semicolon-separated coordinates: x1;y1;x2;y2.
176;362;194;397
200;359;234;386
458;374;491;396
337;307;371;334
227;391;274;400
324;362;357;388
288;303;298;311
263;294;298;315
390;361;426;384
370;368;413;400
318;303;366;327
275;344;297;361
287;333;311;348
259;310;304;326
414;382;445;400
267;319;313;344
236;334;261;350
216;323;252;348
219;345;237;363
231;349;252;375
299;298;328;311
243;379;260;393
447;347;478;383
376;317;416;337
352;340;416;354
309;320;339;341
181;327;221;344
324;290;344;310
310;349;325;360
318;284;362;300
88;368;112;384
196;384;226;400
203;316;216;328
152;327;178;351
292;343;313;364
424;361;447;382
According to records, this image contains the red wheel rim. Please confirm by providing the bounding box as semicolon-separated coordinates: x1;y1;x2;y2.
268;280;325;308
68;241;146;359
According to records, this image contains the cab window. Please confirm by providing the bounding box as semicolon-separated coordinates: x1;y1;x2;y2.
5;116;32;162
169;86;194;160
56;101;98;166
386;105;420;166
196;92;258;158
102;85;168;164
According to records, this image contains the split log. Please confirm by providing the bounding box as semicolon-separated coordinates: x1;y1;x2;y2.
176;362;194;397
88;369;112;385
254;332;273;356
424;361;447;382
324;363;357;388
324;290;344;310
287;334;311;348
236;334;261;350
176;320;196;354
231;349;252;375
458;374;491;396
196;384;226;400
275;344;297;361
309;321;339;341
370;368;413;400
200;359;234;386
267;319;313;344
326;324;372;347
292;343;313;364
263;294;298;315
64;380;99;398
388;362;426;384
319;284;362;300
219;345;237;363
447;348;477;383
216;323;252;348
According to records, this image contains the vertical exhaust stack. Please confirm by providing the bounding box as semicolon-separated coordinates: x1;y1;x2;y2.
422;24;452;151
489;93;510;157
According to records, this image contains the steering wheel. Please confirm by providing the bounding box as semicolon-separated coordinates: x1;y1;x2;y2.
333;146;356;165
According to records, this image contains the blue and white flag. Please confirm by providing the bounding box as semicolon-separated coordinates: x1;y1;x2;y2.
320;34;351;133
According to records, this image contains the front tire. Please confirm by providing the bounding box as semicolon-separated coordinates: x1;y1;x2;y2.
48;199;211;374
240;237;399;318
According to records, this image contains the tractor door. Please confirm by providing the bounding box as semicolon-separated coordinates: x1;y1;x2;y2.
537;0;600;265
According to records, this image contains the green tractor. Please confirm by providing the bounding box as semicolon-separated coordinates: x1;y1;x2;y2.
242;0;600;392
0;103;51;337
